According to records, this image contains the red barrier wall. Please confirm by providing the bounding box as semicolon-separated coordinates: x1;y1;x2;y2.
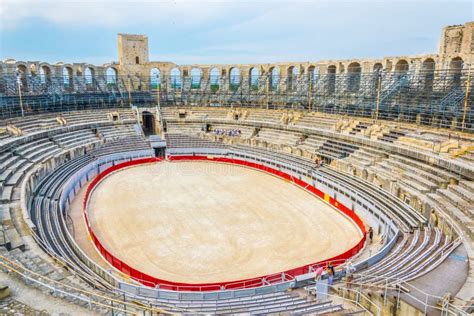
83;155;366;291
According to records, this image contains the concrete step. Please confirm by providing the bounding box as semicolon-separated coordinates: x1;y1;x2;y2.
427;193;474;238
448;184;474;204
459;180;474;192
437;189;472;212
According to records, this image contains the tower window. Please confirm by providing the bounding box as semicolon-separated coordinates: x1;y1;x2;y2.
136;56;140;64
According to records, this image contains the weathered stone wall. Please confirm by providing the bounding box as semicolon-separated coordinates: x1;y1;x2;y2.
439;21;474;65
1;21;472;82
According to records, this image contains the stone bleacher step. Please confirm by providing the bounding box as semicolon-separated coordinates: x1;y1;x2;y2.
0;152;13;165
385;158;446;186
0;186;13;203
5;162;33;186
0;156;18;170
427;193;474;238
437;189;471;210
391;155;456;180
54;130;94;142
31;148;62;164
0;159;28;184
459;180;474;192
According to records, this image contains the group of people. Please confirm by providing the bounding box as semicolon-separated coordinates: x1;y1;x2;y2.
309;227;376;291
213;128;242;137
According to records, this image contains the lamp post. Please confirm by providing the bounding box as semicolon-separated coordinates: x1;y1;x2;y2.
374;70;382;123
17;74;25;117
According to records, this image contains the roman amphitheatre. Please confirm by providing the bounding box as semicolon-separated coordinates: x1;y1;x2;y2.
0;20;472;315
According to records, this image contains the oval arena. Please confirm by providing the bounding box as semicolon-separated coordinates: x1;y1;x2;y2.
85;158;364;287
0;21;473;315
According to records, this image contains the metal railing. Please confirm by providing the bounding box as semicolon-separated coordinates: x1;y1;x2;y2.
1;68;472;131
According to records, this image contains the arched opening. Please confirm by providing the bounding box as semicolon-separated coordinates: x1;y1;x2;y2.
229;67;240;92
63;66;74;89
307;66;319;88
249;67;259;92
209;67;219;92
190;68;202;89
170;67;181;89
150;68;161;89
421;58;435;91
106;67;117;86
16;64;28;91
142;111;156;135
84;67;94;85
327;65;336;94
269;67;280;91
372;63;383;90
287;66;299;91
136;56;140;64
39;65;51;84
373;63;383;72
395;60;409;73
450;57;463;86
347;62;361;92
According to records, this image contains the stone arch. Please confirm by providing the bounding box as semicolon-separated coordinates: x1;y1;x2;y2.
170;67;181;89
150;68;161;89
307;65;317;88
16;64;28;90
39;65;52;84
106;67;117;85
249;67;259;91
450;56;463;70
16;64;28;75
421;58;435;90
347;62;361;92
373;63;383;72
269;66;280;90
63;66;74;89
449;57;463;86
287;66;299;91
395;59;409;72
84;67;94;85
76;67;83;77
422;58;436;72
229;67;240;91
327;65;336;94
190;68;202;89
209;67;219;91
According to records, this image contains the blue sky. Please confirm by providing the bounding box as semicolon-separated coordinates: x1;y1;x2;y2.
0;0;472;65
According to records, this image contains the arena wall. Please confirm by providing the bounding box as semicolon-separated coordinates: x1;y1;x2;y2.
83;155;366;291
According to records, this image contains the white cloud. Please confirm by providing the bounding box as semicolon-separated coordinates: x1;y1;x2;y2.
0;0;245;30
0;0;471;64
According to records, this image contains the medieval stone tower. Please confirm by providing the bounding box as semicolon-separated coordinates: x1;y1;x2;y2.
439;22;474;65
117;33;150;76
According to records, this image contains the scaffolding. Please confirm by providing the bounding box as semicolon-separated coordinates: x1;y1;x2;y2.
1;68;473;131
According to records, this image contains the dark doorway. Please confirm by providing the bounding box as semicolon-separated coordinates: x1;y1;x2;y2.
142;111;155;135
154;147;165;158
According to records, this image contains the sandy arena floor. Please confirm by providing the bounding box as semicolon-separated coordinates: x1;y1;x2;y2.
88;161;362;284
